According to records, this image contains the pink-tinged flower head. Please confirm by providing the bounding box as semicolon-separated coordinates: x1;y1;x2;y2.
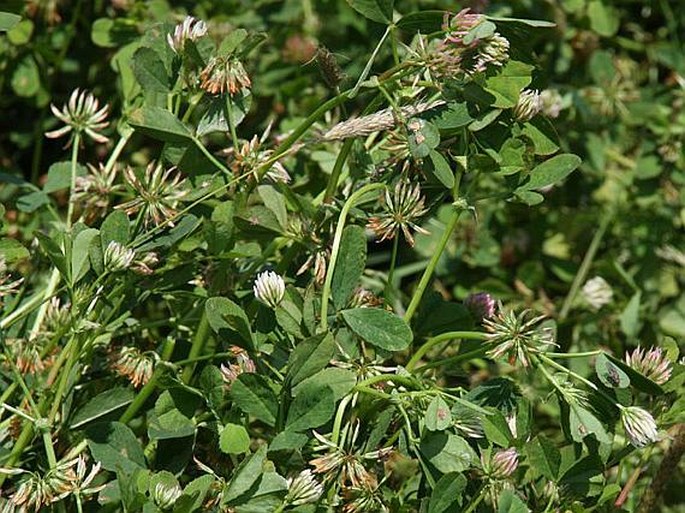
625;346;672;385
46;89;109;144
167;16;207;53
482;447;519;479
464;292;496;322
620;406;658;448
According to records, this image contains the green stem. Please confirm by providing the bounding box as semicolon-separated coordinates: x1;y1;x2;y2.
404;207;462;323
103;129;132;175
331;394;354;446
414;347;487;372
320;183;385;330
547;351;602;359
193;137;233;176
385;234;400;300
406;331;488;372
182;310;211;383
463;483;488;513
225;94;240;151
559;213;612;320
66;133;81;230
322;137;354;204
355;373;419;390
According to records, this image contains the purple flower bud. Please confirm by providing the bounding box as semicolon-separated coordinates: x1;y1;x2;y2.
464;292;496;322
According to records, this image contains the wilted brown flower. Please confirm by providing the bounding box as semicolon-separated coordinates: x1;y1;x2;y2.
113;346;157;388
200;56;251;95
219;346;256;387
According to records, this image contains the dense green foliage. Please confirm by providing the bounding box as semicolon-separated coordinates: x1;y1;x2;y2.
0;1;684;512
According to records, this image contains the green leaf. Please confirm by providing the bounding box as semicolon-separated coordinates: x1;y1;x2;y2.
205;297;254;348
71;228;99;284
224;446;266;503
497;489;529;513
481;409;513;446
11;56;39;98
86;421;146;473
292;368;356;402
148;407;196;440
568;404;611;444
428;473;466;513
231;471;287;511
220;424;251;455
197;91;252;136
71;387;135;429
425;396;452;431
604;353;664;396
286;332;337;386
486;16;556;27
257;185;287;231
285;384;335;432
7;19;34;45
16;191;49;212
100;210;130;250
268;430;309;453
35;232;68;278
91;18;138;48
525;435;560;481
129;106;193;143
619;292;641;338
518;154;581;191
408;119;440;159
420;432;476;474
345;0;394;24
218;29;248;56
425;102;473;131
43;161;86;193
519;118;559;156
463;20;496;45
396;11;446;33
587;0;619;37
331;225;367;310
484;60;533;108
341;308;413;351
132;47;170;93
0;12;21;31
231;374;278;427
0;238;29;264
426;150;455;189
595;353;630;388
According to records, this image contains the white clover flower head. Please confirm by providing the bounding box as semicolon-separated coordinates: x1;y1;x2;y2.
513;89;543;122
45;89;109;144
581;276;613;310
104;241;136;272
625;346;673;385
167;16;207;53
152;480;183;510
253;270;285;308
620;406;658;448
540;89;563;118
285;469;324;506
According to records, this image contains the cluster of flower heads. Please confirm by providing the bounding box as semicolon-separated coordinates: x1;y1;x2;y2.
0;455;103;513
430;9;510;78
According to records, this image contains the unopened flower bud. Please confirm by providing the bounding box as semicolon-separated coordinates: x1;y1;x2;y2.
620;406;658;448
488;448;519;478
104;241;135;272
513;89;543;122
464;292;496;322
285;469;324;506
625;346;672;385
152;480;182;510
253;270;285;308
